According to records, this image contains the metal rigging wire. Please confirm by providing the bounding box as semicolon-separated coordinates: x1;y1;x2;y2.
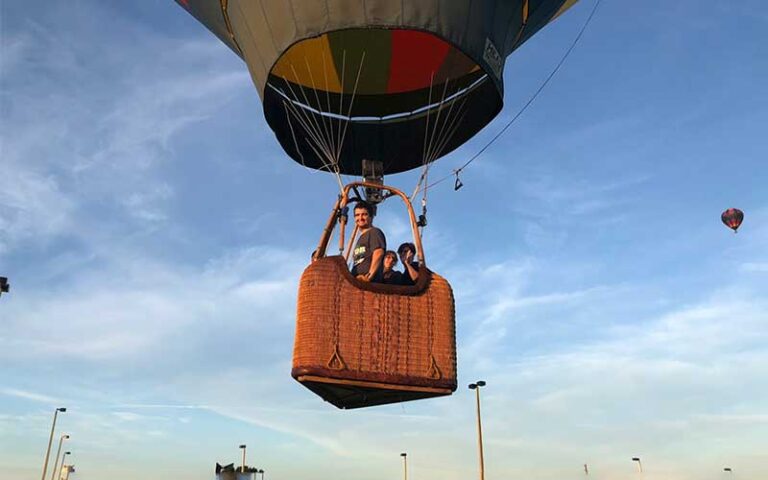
416;0;604;194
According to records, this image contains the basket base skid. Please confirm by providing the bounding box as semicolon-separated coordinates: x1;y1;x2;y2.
296;375;453;409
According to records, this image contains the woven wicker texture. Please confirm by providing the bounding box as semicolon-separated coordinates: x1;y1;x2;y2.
293;256;457;392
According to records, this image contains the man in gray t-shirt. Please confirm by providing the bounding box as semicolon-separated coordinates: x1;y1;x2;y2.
350;202;386;283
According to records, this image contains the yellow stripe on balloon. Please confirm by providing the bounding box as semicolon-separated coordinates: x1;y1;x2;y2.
551;0;579;21
270;34;343;93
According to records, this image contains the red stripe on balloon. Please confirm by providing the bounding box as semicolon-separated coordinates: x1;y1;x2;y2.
387;30;450;94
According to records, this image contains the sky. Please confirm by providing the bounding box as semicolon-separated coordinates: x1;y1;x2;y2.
1;1;767;479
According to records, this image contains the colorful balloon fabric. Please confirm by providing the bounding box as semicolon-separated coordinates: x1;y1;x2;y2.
721;208;744;232
176;0;579;175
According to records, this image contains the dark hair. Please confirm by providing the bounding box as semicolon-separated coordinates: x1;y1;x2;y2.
384;250;398;263
397;242;416;256
353;201;375;217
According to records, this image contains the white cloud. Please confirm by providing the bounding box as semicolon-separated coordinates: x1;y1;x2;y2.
0;244;304;362
740;262;768;273
0;9;251;256
1;388;63;404
0;170;75;254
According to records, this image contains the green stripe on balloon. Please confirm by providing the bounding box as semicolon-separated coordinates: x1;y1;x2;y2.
328;29;392;95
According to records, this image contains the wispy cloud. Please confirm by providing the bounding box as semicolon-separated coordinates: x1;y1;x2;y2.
112;403;211;410
0;7;250;257
1;388;63;404
0;244;304;362
740;262;768;273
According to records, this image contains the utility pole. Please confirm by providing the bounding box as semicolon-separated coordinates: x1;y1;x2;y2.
468;381;487;480
239;445;247;473
41;407;66;480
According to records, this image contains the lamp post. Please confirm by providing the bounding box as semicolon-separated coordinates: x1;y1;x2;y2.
468;380;487;480
400;453;408;480
631;457;643;473
258;468;264;480
239;444;247;473
584;463;589;475
50;435;70;480
41;407;66;480
55;451;71;480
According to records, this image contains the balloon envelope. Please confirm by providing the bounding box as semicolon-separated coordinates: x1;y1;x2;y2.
176;0;579;175
721;208;744;232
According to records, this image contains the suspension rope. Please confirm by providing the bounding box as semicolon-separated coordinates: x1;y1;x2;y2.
337;51;367;161
279;49;369;194
417;0;603;194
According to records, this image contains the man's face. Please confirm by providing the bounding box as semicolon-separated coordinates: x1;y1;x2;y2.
354;207;372;228
399;247;413;264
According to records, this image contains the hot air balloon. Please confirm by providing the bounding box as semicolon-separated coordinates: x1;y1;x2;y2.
175;0;580;408
721;208;744;233
175;0;578;175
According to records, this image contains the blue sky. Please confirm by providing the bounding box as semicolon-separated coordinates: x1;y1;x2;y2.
1;1;767;479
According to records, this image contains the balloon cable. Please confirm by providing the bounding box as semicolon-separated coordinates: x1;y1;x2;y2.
418;0;604;194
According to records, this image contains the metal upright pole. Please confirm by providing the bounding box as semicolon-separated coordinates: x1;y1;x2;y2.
469;381;486;480
476;387;485;480
50;435;69;480
55;451;70;480
401;453;408;480
41;408;66;480
239;445;247;474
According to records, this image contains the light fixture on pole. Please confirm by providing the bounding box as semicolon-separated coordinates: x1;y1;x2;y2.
41;407;66;480
55;451;71;480
258;468;264;480
631;457;643;473
400;452;408;480
724;467;733;473
0;276;9;298
50;435;70;480
239;444;246;473
468;380;487;480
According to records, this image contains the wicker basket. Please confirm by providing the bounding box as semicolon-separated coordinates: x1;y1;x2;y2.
293;255;457;409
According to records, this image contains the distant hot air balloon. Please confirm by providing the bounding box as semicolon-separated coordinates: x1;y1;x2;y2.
721;208;744;233
175;0;579;176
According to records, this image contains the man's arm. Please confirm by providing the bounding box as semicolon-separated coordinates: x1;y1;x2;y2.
366;248;385;280
355;247;384;281
401;250;419;282
403;260;419;282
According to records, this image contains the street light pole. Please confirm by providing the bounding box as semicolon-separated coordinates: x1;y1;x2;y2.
55;451;71;480
468;381;487;480
50;435;70;480
41;407;66;480
400;453;407;480
632;457;643;473
239;445;247;473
